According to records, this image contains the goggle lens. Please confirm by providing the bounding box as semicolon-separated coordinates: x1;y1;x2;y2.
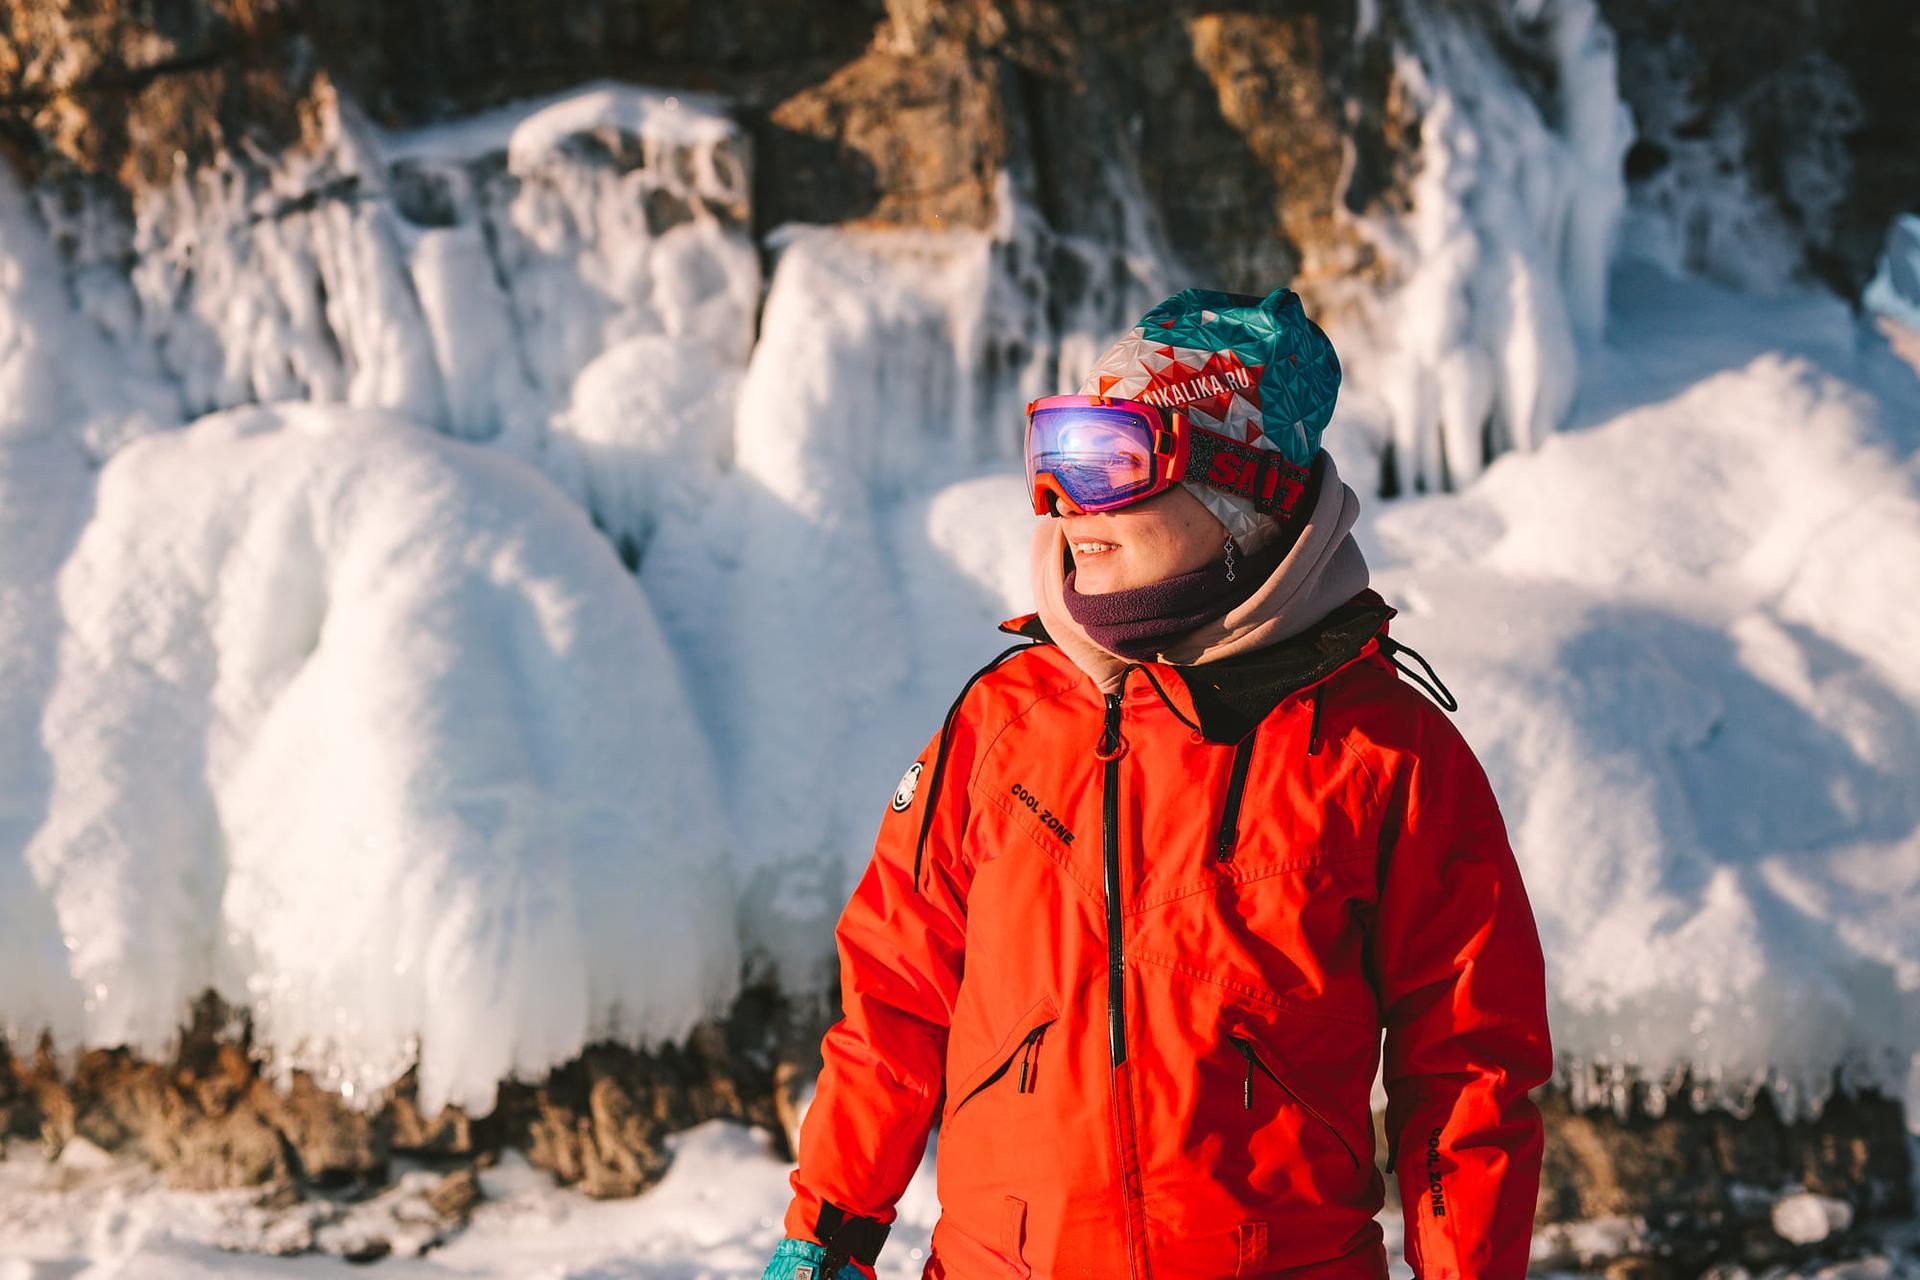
1026;404;1162;513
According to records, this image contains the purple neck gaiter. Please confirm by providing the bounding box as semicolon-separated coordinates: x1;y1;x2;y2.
1062;535;1290;659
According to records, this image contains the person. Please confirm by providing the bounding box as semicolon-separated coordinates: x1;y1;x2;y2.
760;287;1552;1280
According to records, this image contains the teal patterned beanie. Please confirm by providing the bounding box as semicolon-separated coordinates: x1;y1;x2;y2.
1077;286;1342;550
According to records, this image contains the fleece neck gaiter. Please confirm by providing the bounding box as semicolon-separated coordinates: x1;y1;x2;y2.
1060;535;1289;660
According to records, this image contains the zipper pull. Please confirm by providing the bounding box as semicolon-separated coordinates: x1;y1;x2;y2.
1234;1038;1254;1110
1096;692;1126;760
1017;1023;1048;1093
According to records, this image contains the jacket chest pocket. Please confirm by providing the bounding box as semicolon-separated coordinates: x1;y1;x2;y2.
945;995;1060;1126
1221;1021;1365;1171
1205;1013;1374;1189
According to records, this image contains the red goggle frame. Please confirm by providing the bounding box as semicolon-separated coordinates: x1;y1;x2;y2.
1024;394;1312;520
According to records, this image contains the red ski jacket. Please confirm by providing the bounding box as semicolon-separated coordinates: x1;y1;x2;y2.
783;591;1552;1279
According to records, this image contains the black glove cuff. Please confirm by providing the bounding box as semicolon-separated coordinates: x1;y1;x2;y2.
815;1201;890;1267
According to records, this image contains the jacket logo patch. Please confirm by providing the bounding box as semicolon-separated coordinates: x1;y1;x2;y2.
1426;1126;1446;1217
891;761;924;812
1010;782;1076;845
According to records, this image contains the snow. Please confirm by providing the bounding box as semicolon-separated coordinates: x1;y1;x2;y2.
0;1124;936;1278
1775;1193;1857;1246
0;1116;1385;1277
1361;261;1920;1122
378;81;739;169
8;403;738;1116
3;1127;1917;1276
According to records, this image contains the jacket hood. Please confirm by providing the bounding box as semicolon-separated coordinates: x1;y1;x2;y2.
1018;448;1378;735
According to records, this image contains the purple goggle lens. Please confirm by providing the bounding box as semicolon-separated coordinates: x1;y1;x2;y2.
1025;403;1163;514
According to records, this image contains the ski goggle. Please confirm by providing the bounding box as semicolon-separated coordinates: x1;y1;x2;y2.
1024;394;1313;520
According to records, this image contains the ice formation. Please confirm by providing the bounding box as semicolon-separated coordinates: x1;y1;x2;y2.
0;174;179;1045
1342;0;1633;494
637;213;1165;983
43;78;762;544
12;403;737;1115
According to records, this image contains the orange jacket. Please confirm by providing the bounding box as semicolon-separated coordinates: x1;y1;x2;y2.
783;591;1552;1279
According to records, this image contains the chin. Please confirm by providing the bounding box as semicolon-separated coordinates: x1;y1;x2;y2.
1073;562;1135;593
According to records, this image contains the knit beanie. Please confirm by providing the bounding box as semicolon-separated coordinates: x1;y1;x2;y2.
1076;287;1341;554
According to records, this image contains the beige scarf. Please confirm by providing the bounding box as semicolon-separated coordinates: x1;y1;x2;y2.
1030;451;1371;694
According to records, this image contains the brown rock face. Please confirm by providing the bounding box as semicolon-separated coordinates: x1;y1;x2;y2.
1533;1078;1913;1273
0;0;313;187
0;0;1440;307
1063;2;1414;295
486;984;826;1199
758;0;1420;300
0;981;824;1201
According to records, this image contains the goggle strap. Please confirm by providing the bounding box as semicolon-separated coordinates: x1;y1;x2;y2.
1183;427;1314;519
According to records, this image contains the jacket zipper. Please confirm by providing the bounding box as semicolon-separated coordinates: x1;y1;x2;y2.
1101;692;1127;1066
1228;1033;1363;1170
950;1019;1055;1117
1213;730;1257;863
1099;687;1151;1278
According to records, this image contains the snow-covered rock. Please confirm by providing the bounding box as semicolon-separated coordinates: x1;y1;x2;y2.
10;403;738;1115
1773;1191;1856;1245
1365;263;1920;1120
51;79;759;488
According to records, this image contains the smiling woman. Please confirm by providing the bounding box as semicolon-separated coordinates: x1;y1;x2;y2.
763;287;1551;1280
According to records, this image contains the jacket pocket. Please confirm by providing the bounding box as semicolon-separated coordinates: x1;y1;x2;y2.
1002;1195;1030;1273
947;995;1059;1124
1225;1028;1363;1170
930;1201;1032;1278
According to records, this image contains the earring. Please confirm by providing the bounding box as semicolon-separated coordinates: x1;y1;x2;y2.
1224;536;1237;583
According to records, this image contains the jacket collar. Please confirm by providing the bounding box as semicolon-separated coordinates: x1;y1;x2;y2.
998;589;1395;743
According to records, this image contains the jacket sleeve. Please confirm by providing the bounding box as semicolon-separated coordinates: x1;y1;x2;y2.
780;718;977;1272
1370;706;1553;1280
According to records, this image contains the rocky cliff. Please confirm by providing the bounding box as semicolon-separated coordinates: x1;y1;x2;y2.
7;0;1912;293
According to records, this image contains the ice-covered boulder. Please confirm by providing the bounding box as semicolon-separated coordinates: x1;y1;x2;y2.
11;404;738;1115
1367;267;1920;1121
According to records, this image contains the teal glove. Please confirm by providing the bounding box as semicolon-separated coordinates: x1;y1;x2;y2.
760;1238;869;1280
